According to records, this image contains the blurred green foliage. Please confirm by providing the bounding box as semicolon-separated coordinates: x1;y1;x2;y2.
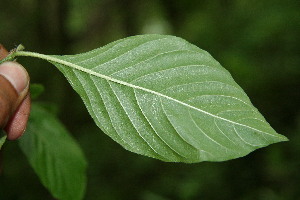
0;0;299;199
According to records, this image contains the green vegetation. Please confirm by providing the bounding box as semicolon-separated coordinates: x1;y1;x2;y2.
0;0;299;199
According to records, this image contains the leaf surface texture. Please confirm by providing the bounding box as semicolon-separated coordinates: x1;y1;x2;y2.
30;35;288;162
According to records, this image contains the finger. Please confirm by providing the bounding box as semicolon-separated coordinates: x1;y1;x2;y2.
0;44;13;127
0;45;31;140
0;62;30;139
0;61;29;102
0;75;18;127
0;44;9;60
4;94;31;140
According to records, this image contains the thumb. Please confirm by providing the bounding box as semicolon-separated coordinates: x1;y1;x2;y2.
0;62;29;128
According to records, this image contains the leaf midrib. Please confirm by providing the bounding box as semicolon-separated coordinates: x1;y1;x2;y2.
14;50;281;139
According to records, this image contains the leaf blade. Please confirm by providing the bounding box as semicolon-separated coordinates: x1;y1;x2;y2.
19;104;87;200
16;34;288;162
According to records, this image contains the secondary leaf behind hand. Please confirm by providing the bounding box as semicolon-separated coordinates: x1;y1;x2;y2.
19;104;87;200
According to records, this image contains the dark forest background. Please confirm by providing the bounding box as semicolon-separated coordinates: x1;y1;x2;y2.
0;0;299;199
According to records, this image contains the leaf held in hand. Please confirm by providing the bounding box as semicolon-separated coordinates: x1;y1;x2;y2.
14;35;288;162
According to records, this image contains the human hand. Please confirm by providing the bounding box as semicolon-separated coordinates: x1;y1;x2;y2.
0;44;31;140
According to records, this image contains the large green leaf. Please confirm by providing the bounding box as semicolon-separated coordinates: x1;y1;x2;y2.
19;104;87;200
15;35;287;162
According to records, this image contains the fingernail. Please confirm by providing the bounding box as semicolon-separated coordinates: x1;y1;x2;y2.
0;61;29;94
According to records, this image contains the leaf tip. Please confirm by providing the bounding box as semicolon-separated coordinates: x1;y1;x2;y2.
280;135;289;142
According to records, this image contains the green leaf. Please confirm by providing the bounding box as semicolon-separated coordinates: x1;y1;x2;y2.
0;130;6;150
14;35;287;162
19;104;87;200
30;83;45;99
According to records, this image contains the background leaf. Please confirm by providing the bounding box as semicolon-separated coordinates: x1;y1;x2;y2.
18;103;87;200
19;35;288;162
30;83;45;100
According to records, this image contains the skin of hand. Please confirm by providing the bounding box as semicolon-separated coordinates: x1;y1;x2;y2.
0;44;31;140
